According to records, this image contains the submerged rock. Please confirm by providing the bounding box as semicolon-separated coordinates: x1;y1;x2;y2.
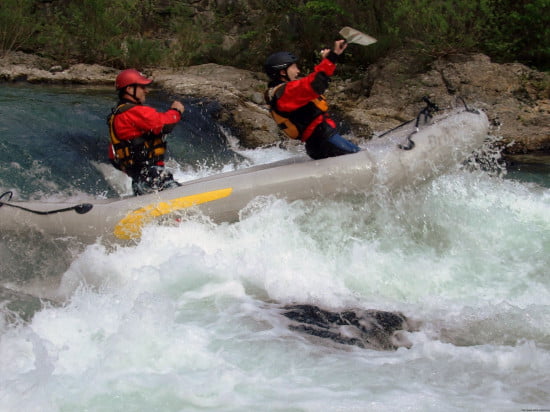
282;304;419;351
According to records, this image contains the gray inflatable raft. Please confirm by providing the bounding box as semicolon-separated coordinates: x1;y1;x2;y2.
0;108;489;244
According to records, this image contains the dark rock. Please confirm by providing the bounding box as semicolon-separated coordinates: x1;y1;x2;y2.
282;304;419;351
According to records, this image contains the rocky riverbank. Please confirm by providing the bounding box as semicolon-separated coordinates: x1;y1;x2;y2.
1;51;548;155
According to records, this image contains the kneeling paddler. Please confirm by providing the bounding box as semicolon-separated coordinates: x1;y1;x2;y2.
264;40;360;160
108;69;185;196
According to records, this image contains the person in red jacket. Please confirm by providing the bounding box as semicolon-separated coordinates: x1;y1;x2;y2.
107;69;185;195
264;40;360;160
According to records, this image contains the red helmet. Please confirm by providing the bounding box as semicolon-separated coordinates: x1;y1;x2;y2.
115;69;152;90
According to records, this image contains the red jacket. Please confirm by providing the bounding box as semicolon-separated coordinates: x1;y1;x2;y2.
270;55;337;141
108;103;181;166
112;104;180;141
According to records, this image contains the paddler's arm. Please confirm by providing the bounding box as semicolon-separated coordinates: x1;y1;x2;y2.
125;104;184;135
163;101;185;133
170;100;184;116
314;39;347;80
277;40;347;111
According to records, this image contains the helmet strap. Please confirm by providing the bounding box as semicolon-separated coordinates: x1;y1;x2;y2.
132;85;142;104
280;69;290;82
120;85;142;104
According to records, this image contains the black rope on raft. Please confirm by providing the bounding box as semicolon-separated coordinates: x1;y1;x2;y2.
377;96;440;147
397;97;440;150
0;191;93;215
457;96;480;114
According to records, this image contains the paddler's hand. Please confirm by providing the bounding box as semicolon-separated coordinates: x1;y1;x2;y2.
171;101;185;116
333;39;347;55
320;47;331;59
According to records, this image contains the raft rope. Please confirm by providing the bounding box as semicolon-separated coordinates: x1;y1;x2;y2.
0;191;93;215
398;96;440;150
376;96;440;150
457;96;480;114
378;96;479;150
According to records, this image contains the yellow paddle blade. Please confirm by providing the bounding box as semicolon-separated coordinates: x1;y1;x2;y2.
113;188;233;240
339;26;377;46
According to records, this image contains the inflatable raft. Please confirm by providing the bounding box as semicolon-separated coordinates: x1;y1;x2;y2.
0;107;489;244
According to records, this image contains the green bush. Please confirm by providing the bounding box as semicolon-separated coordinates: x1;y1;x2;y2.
0;0;547;71
382;0;492;54
484;0;550;69
0;0;37;56
49;0;141;64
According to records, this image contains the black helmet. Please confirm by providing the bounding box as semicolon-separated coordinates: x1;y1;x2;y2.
264;52;298;79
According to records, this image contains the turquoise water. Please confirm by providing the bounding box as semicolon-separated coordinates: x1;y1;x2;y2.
0;84;240;199
1;84;549;411
505;153;550;189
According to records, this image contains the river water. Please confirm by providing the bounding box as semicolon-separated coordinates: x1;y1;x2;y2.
0;84;549;411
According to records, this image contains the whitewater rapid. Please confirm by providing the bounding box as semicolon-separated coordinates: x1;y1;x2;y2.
1;85;549;411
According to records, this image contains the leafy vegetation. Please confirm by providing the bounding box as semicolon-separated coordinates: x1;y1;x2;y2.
0;0;37;57
1;0;548;71
484;0;550;68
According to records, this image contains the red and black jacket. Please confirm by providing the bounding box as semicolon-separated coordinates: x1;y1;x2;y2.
265;52;339;142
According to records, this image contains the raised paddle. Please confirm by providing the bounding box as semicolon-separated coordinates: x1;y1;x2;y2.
339;26;377;46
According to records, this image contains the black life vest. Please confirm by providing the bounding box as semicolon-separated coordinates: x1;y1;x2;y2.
265;84;329;140
107;103;167;173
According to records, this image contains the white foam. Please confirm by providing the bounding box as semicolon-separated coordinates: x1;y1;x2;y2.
1;158;549;411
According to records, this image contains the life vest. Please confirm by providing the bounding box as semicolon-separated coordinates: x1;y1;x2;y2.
265;84;329;140
107;103;167;172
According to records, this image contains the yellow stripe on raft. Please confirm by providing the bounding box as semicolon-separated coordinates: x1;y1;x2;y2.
114;188;233;240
